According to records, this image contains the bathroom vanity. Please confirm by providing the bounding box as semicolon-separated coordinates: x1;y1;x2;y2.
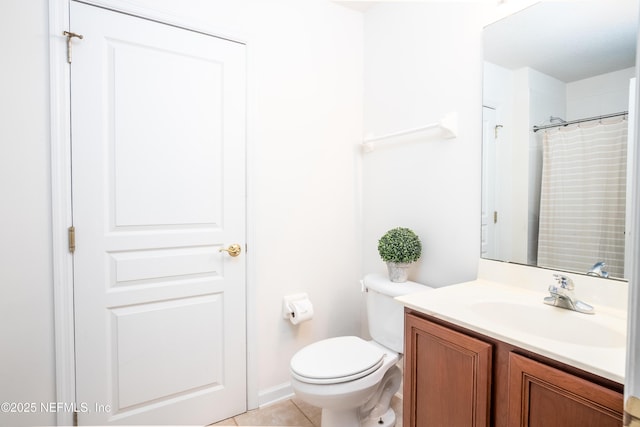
396;261;628;427
402;309;623;427
452;2;636;424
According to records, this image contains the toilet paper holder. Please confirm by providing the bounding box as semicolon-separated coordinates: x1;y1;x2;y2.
282;293;313;321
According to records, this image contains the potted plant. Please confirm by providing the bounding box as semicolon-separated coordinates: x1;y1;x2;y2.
377;227;422;282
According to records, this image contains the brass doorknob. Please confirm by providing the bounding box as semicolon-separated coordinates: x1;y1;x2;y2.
219;244;242;257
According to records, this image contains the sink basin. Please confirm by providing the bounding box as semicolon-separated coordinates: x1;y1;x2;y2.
469;301;626;348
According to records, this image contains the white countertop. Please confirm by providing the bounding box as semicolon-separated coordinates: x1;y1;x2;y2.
396;278;627;384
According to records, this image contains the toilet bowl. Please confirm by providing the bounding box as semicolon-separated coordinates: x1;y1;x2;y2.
291;337;401;426
289;274;431;427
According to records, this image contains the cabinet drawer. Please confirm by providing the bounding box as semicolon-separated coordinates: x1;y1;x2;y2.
508;352;623;427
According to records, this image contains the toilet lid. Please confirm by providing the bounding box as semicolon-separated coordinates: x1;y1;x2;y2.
290;336;385;385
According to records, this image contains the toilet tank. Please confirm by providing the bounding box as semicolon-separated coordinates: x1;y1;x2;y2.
364;273;431;353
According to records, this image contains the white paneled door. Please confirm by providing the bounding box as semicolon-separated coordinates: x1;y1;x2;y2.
481;106;497;260
69;2;246;424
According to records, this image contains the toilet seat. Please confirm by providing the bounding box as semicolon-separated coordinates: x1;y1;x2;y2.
290;336;385;385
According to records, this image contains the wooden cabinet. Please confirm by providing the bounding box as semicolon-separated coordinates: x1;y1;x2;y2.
403;310;623;427
508;353;622;427
404;313;492;427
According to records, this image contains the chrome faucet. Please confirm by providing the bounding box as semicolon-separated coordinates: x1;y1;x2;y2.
587;261;609;278
543;274;595;314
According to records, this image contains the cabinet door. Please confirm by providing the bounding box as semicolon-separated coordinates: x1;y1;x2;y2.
404;313;492;427
508;353;623;427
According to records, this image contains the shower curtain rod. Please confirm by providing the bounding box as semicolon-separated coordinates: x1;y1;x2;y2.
532;111;628;132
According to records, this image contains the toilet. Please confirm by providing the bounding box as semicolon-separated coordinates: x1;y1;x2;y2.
289;274;431;427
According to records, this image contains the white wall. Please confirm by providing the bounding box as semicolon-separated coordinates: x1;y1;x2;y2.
239;0;364;402
1;0;363;424
362;2;485;288
527;68;566;264
567;67;636;120
0;1;57;426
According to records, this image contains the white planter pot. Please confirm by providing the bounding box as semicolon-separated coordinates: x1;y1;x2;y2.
386;262;412;283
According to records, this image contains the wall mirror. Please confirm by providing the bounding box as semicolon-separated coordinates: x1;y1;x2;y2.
482;1;638;280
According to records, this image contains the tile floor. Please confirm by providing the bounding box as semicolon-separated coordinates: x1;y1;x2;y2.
210;395;403;426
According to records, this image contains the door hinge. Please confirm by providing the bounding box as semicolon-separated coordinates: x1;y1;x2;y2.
68;226;76;253
63;31;84;64
495;124;503;139
493;211;498;224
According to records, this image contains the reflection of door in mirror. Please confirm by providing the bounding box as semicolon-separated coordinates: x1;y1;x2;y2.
482;106;498;259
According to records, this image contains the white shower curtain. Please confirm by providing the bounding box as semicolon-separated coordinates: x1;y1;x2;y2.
537;118;628;277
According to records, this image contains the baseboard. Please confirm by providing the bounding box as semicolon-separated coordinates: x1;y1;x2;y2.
257;382;294;408
256;383;403;409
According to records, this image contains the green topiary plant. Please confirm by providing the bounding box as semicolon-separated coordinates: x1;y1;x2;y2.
377;227;422;264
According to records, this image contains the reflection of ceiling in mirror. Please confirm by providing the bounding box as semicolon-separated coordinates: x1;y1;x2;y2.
483;1;638;82
335;0;500;13
334;1;376;12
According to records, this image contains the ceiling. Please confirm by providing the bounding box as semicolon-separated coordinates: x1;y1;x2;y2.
335;1;377;12
335;0;500;13
483;1;639;82
335;1;638;83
